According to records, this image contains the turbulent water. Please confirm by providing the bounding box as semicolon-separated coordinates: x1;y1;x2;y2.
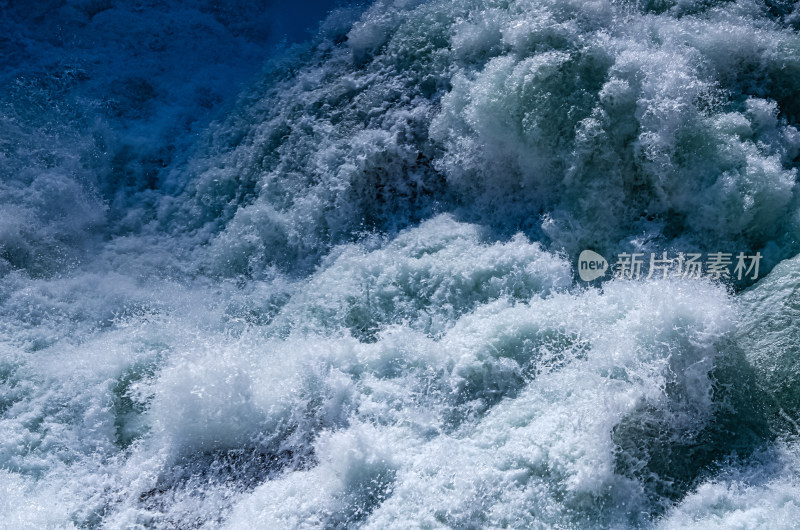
2;0;800;527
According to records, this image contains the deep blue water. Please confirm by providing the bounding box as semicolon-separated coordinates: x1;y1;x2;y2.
2;0;800;527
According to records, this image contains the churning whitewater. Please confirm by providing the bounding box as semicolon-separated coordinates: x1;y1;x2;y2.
2;0;800;527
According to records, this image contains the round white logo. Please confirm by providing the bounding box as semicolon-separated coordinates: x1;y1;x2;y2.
578;250;608;281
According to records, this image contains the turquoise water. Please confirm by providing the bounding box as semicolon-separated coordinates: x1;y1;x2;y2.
2;0;800;527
